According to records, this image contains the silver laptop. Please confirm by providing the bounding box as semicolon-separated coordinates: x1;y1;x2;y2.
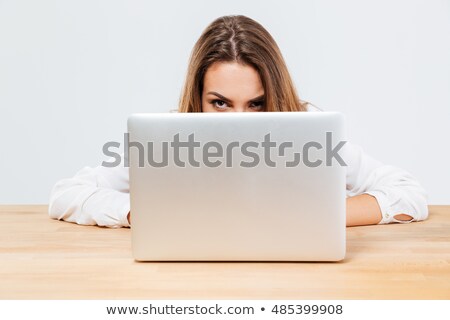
128;112;346;261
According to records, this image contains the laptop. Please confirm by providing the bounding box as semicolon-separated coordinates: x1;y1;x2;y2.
128;112;346;261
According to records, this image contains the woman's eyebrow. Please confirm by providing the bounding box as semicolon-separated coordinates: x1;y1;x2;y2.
249;95;264;102
207;91;264;102
207;91;231;103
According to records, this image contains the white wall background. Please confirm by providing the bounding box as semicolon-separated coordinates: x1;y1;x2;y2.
0;0;449;204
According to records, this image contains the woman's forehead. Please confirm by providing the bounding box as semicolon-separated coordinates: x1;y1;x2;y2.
203;62;264;100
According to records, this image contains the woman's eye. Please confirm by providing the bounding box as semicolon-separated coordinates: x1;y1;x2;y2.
212;100;228;109
250;101;264;110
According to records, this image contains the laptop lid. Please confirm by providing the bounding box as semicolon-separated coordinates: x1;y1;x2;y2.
128;112;346;261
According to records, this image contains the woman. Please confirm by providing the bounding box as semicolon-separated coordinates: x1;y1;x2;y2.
49;15;428;228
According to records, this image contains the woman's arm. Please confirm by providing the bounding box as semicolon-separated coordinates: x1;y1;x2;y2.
343;141;428;226
49;163;131;228
346;194;413;227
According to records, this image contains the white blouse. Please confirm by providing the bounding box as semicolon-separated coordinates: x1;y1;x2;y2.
49;106;429;228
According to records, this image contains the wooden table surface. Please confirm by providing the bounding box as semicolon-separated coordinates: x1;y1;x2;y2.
0;205;449;299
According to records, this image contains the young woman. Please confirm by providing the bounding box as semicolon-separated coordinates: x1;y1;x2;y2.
49;15;428;228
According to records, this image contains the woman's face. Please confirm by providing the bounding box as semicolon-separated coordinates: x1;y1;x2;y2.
201;62;265;112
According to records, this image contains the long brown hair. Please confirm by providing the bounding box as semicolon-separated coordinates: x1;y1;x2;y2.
178;15;308;112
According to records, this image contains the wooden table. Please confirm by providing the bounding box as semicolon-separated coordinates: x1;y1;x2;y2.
0;205;449;299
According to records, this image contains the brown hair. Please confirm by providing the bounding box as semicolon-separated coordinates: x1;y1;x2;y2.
178;15;308;112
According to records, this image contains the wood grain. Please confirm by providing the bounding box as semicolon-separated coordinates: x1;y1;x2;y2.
0;205;449;299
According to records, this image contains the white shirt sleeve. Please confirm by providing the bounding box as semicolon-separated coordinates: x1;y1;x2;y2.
306;102;428;224
48;163;130;228
342;141;428;224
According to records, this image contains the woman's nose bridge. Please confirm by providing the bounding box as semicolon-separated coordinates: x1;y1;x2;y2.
233;104;250;112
